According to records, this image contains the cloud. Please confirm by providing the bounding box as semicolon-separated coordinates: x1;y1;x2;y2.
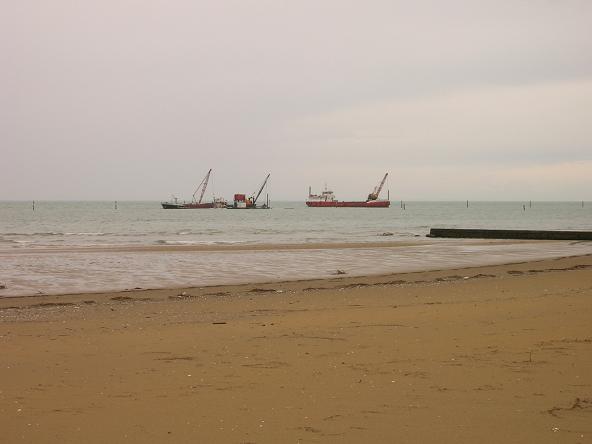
388;161;592;200
1;1;591;200
287;79;592;168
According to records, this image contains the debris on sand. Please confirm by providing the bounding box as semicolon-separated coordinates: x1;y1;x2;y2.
334;270;347;275
29;302;75;308
435;275;464;282
384;280;406;285
547;398;592;417
341;283;370;289
111;296;133;302
470;274;497;279
169;291;193;300
205;291;231;297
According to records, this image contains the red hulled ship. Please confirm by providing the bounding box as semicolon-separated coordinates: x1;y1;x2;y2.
306;173;390;208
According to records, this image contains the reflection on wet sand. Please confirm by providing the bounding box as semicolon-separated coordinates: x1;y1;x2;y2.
1;240;592;297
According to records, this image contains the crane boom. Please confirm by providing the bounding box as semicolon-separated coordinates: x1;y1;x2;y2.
375;172;388;197
193;169;212;204
253;173;270;205
367;173;388;201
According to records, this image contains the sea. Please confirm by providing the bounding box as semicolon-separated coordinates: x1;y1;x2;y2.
1;201;591;297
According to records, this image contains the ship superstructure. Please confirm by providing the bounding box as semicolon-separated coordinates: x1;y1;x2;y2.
228;174;271;209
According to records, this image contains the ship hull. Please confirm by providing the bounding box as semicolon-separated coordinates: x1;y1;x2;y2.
306;200;390;208
226;206;270;210
161;202;217;209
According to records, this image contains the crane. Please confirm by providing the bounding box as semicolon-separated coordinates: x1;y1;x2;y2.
192;169;212;204
367;173;388;201
251;173;270;206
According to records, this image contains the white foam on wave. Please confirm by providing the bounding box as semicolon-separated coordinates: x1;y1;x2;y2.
154;239;246;246
155;240;201;245
64;232;107;236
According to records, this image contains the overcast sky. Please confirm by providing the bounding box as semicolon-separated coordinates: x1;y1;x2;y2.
2;0;591;200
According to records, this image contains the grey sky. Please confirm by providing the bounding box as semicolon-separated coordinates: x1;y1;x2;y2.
2;0;591;200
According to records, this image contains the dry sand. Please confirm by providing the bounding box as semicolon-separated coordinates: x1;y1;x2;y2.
1;254;591;443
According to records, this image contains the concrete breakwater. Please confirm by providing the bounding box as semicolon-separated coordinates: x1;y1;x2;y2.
428;228;592;240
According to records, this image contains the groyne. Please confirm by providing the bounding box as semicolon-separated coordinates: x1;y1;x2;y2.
428;228;592;241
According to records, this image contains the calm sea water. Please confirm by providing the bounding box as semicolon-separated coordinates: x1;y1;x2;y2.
1;201;591;297
1;200;590;248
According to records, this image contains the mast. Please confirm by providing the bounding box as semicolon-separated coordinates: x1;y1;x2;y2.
253;173;271;205
192;169;212;204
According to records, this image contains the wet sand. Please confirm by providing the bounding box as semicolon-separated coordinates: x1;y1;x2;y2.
0;238;554;256
0;240;429;255
5;239;592;298
1;254;591;443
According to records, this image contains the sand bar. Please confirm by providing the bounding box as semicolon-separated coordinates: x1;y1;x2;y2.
1;254;591;443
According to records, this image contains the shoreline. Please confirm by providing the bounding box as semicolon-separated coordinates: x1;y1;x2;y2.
1;252;591;308
0;238;534;255
1;254;591;442
1;239;591;299
0;240;430;255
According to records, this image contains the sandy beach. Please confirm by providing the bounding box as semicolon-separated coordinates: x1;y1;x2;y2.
1;254;591;443
5;0;591;441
